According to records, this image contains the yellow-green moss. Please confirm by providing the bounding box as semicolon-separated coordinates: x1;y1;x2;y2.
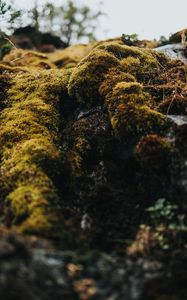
68;41;186;140
0;67;72;235
67;150;83;178
110;104;168;140
1;38;187;239
47;43;97;69
68;48;120;106
3;49;56;69
66;118;92;178
99;68;136;99
74;137;91;155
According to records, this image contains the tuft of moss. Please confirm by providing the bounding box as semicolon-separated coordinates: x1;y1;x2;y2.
111;104;168;140
68;48;120;106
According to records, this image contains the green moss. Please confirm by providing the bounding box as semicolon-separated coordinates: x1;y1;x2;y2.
99;43;158;69
3;49;56;69
1;38;187;242
99;68;136;99
67;150;83;178
0;67;72;235
68;41;186;143
7;181;61;235
65;119;92;178
0;63;29;74
68;48;120;106
47;43;96;68
74;137;91;155
110;104;168;140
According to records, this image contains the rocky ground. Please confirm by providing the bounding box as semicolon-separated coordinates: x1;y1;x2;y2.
0;29;187;299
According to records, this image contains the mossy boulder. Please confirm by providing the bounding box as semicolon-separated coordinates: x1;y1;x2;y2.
0;38;187;245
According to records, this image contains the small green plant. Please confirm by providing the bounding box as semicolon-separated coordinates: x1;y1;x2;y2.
147;198;177;224
146;198;187;250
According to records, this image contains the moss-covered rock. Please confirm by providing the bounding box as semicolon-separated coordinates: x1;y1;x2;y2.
68;42;186;144
0;67;73;235
0;37;187;246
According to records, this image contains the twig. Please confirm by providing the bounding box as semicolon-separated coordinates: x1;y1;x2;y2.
3;35;17;49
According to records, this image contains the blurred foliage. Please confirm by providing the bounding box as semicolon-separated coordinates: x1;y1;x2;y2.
0;0;21;32
28;0;103;45
158;35;169;47
121;33;139;46
147;199;178;225
146;199;187;250
0;0;21;59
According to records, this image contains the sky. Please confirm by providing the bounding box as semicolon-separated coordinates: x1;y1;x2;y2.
12;0;187;40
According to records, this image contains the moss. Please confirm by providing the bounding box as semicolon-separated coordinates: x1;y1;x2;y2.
1;37;187;244
67;150;83;178
169;29;187;44
100;43;158;69
134;134;172;202
99;68;136;99
65;119;93;178
68;48;120;106
47;43;96;68
120;56;141;73
135;134;171;168
110;104;168;140
68;41;186;144
74;137;91;156
113;81;142;95
0;73;12;108
158;94;187;115
3;49;56;69
0;63;29;74
0;67;72;235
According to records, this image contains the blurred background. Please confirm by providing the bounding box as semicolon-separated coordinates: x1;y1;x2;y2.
0;0;187;55
11;0;187;40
